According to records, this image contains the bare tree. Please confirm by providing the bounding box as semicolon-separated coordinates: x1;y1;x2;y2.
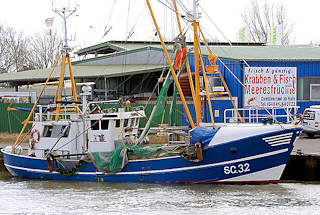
0;25;29;73
0;25;63;73
242;1;293;44
27;31;62;69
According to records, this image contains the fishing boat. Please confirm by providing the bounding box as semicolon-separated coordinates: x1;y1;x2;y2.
1;0;302;184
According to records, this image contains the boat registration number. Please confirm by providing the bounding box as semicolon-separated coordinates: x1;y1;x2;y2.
223;163;250;175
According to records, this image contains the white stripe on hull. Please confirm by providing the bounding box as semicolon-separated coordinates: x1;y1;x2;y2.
220;164;286;182
262;132;293;147
263;133;293;141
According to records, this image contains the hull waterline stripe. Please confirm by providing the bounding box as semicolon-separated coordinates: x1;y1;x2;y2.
4;148;289;175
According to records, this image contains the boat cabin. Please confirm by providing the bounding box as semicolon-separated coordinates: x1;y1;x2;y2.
29;104;145;158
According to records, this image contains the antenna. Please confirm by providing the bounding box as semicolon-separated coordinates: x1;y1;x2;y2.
52;1;77;54
187;0;201;21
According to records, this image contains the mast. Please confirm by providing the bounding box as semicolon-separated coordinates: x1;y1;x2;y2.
191;0;202;126
52;5;78;121
12;4;80;151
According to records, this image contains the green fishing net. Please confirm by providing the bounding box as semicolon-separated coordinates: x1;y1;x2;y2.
90;144;162;173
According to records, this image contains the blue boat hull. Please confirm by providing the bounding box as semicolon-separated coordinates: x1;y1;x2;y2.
2;128;301;183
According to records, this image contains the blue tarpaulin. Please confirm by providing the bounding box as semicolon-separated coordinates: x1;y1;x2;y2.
190;127;218;148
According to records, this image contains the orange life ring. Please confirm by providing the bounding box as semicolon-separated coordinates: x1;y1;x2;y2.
174;46;187;71
30;129;40;143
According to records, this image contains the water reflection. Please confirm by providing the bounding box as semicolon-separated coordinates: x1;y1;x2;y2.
0;176;320;215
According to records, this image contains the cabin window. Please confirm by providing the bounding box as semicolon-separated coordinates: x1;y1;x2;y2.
135;118;139;126
91;120;99;130
61;125;70;137
51;125;66;138
130;119;136;128
101;120;109;130
43;125;53;137
43;125;70;138
123;119;128;127
115;119;120;128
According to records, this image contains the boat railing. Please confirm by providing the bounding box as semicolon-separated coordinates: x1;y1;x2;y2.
36;104;83;121
224;106;300;123
131;106;144;112
84;100;144;115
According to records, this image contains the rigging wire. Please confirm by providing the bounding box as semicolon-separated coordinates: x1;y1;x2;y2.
176;0;189;14
101;0;117;39
88;0;117;43
197;4;252;69
156;0;246;88
157;0;192;22
198;4;232;46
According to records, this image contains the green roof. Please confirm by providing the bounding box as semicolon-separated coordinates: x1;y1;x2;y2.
75;41;125;56
0;64;167;83
73;46;167;65
203;46;320;61
75;40;320;63
107;41;320;61
109;41;172;51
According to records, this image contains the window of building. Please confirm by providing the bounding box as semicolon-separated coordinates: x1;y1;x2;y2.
310;84;320;100
205;76;223;92
298;78;320;100
91;120;99;130
101;120;109;130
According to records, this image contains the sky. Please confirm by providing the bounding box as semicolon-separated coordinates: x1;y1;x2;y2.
0;0;320;50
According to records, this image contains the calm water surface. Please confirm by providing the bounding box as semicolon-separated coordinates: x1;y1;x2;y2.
0;174;319;215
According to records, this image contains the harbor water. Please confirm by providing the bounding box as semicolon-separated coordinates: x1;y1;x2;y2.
0;173;320;215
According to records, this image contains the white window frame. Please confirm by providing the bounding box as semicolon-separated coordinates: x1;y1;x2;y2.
310;84;320;101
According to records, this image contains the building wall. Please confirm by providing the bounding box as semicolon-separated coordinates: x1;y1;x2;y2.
187;56;243;107
183;57;320;125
